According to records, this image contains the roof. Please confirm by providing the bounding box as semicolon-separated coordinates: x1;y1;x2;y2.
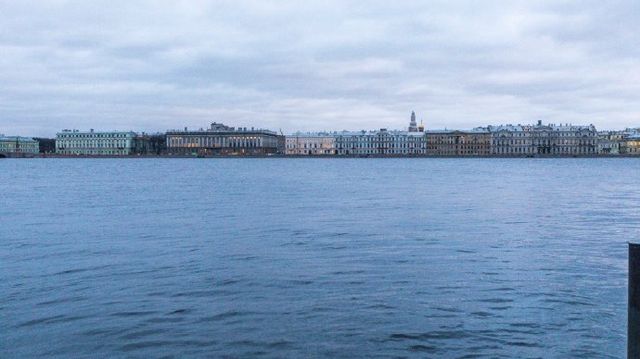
0;136;38;142
425;129;490;134
487;123;595;132
166;129;277;136
286;132;334;138
57;130;137;135
335;129;426;137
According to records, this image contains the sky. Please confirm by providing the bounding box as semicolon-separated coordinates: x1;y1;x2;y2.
0;0;638;137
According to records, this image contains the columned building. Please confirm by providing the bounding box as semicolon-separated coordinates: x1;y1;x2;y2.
285;133;336;155
166;122;282;156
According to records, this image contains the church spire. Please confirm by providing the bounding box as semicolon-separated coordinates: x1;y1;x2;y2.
409;111;418;132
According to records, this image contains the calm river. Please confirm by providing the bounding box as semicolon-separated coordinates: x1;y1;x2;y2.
2;158;639;358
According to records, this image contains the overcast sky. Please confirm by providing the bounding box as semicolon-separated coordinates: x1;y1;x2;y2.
0;0;638;136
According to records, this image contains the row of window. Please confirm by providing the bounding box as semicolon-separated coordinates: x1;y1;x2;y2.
58;133;132;139
57;150;131;155
427;146;489;150
494;147;597;154
494;142;597;146
57;141;130;148
168;136;277;148
337;149;426;155
286;143;334;149
337;144;426;149
495;131;596;137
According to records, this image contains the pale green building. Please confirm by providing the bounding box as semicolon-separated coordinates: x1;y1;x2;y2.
56;130;138;155
0;135;40;154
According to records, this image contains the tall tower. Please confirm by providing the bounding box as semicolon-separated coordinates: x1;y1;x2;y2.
409;111;418;132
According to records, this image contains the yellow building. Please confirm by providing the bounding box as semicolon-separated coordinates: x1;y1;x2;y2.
622;131;640;155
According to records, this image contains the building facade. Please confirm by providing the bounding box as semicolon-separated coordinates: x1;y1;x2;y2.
166;122;282;156
621;129;640;155
334;113;427;156
335;129;426;156
285;133;336;155
425;130;491;156
488;121;598;156
56;130;139;155
597;131;625;155
0;136;40;154
488;124;535;156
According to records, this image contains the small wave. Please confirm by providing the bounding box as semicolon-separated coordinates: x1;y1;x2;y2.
471;311;495;318
409;344;438;352
478;298;513;304
168;308;192;315
198;310;254;322
110;310;158;318
389;330;469;341
36;295;87;306
18;314;88;328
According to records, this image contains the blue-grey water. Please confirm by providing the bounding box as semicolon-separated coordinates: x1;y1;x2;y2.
2;158;639;358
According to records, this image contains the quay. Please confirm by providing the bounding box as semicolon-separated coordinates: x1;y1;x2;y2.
1;113;639;158
3;153;640;159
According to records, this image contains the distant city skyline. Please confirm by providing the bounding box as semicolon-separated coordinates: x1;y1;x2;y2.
1;1;639;137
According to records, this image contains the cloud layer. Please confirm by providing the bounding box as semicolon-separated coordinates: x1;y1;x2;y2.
0;0;638;136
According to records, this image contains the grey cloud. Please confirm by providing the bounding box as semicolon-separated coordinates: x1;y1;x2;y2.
0;0;638;137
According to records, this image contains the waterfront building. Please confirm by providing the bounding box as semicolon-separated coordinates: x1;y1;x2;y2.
425;129;491;156
597;131;625;155
285;133;336;155
0;135;40;154
334;113;427;156
335;129;426;155
56;130;140;155
166;122;282;156
621;129;640;155
487;124;535;156
488;121;598;156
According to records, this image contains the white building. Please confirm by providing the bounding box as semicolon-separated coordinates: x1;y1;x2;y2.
488;121;598;156
285;133;336;155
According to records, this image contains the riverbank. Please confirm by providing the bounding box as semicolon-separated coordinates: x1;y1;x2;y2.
3;153;639;159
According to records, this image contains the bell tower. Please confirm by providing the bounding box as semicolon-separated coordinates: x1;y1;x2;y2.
409;111;418;132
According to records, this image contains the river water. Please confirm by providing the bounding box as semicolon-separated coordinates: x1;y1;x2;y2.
1;158;639;358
